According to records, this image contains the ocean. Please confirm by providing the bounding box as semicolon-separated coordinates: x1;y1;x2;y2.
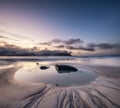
0;56;120;86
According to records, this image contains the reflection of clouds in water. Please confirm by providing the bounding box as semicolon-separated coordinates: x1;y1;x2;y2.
0;58;120;108
81;58;91;63
15;62;98;87
0;60;12;65
0;60;19;69
89;57;120;67
71;57;120;67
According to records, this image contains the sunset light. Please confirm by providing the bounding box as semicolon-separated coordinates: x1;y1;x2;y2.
0;1;120;108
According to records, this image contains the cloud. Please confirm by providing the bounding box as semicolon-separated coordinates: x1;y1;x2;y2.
64;39;83;45
38;38;83;46
37;39;62;45
0;29;29;41
0;41;71;56
0;40;120;56
50;38;83;45
0;35;9;39
50;39;62;43
38;50;71;56
66;46;95;51
54;45;65;48
0;41;7;44
0;35;19;41
0;41;32;56
88;43;120;49
39;42;51;45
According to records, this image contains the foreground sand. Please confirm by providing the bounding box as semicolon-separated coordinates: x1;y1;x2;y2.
0;63;120;108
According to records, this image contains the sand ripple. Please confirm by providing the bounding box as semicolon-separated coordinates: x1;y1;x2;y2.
0;64;120;108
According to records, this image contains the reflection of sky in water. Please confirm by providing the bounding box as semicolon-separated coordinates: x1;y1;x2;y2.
95;57;120;66
60;57;120;67
15;62;97;87
0;56;120;86
0;56;119;67
0;60;16;69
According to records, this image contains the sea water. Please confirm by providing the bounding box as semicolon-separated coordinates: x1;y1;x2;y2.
0;56;120;86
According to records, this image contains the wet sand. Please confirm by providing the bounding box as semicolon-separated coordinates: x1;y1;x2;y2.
0;63;120;108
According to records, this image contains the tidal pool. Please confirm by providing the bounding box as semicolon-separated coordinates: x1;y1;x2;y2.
15;62;98;87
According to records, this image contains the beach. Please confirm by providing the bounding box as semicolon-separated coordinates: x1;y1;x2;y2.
0;0;120;107
0;57;120;108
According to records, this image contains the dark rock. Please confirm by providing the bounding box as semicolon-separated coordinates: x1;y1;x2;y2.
55;64;78;73
55;84;59;86
36;63;39;65
40;66;49;70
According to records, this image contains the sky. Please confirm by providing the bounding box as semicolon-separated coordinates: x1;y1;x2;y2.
0;0;120;56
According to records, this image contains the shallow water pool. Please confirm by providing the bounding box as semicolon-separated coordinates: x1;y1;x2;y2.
15;62;98;87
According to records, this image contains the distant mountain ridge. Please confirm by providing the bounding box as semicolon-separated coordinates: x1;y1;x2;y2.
0;49;71;56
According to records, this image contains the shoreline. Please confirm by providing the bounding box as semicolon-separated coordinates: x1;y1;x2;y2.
0;63;120;108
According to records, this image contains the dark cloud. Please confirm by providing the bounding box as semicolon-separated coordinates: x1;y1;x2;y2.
38;50;71;56
31;47;40;52
39;42;51;45
37;39;62;46
51;38;83;45
88;43;120;49
50;39;62;43
0;41;71;56
0;41;39;55
1;40;120;56
66;46;95;51
64;39;83;45
54;45;65;48
0;42;31;56
38;38;83;46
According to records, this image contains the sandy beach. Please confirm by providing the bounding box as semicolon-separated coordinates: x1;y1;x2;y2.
0;61;120;108
0;0;120;107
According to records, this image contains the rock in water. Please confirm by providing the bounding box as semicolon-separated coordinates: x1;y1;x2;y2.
36;63;39;65
55;64;78;73
40;66;49;70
